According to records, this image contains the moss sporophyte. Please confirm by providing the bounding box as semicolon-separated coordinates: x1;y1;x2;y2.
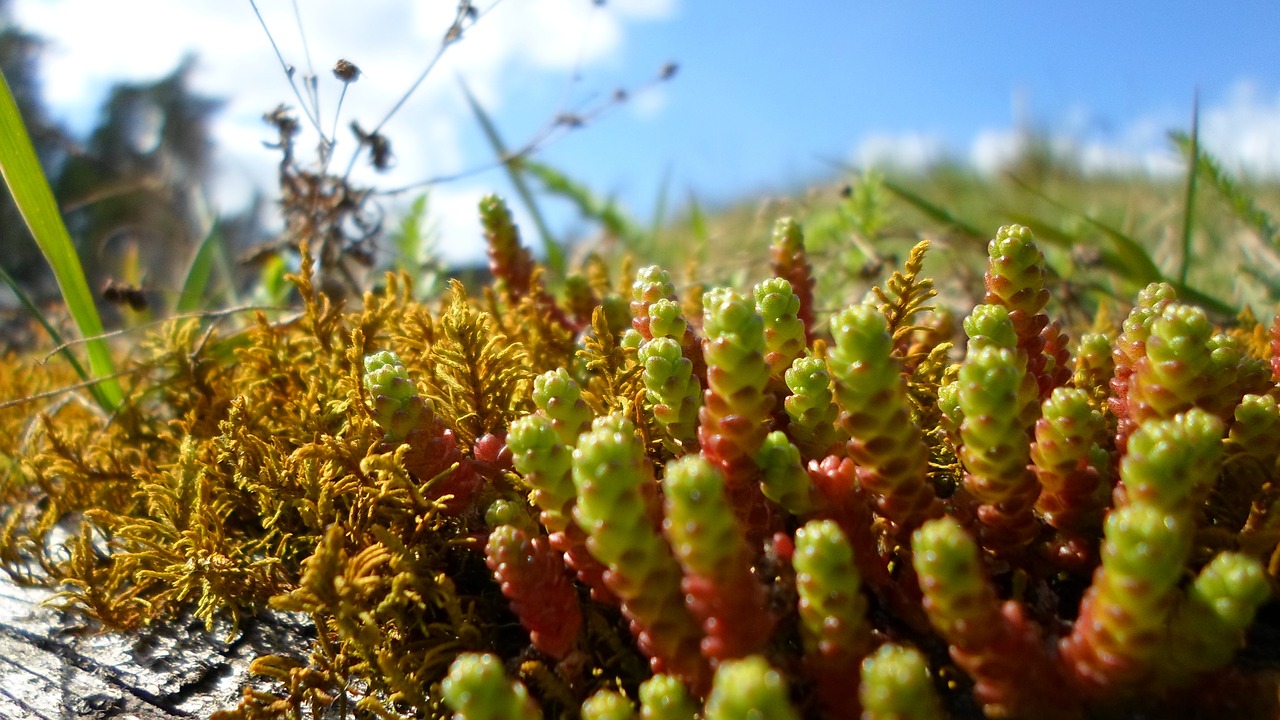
2;203;1279;719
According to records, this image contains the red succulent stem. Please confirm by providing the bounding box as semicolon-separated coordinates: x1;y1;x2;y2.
1270;306;1280;383
806;455;930;635
949;602;1081;719
1040;319;1073;399
481;193;579;332
681;572;773;662
401;421;482;516
769;217;818;344
548;524;618;607
486;525;583;659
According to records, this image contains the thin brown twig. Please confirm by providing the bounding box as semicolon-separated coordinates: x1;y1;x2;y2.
248;0;323;136
39;304;294;365
376;65;676;197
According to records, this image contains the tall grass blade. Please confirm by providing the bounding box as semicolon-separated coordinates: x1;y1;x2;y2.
177;220;224;314
1177;94;1200;284
1241;265;1280;301
458;79;565;277
1172;130;1278;247
649;165;672;247
388;193;445;296
392;194;429;270
685;192;709;267
524;159;647;255
1170;281;1235;318
1006;174;1163;287
0;68;121;410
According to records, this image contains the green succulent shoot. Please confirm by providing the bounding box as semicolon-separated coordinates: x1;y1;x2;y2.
638;675;697;720
756;431;814;516
829;302;939;533
532;368;593;447
639;336;702;446
699;287;774;480
580;689;638;720
1030;386;1108;533
1071;331;1115;413
703;656;800;720
1118;408;1224;513
572;413;708;689
647;298;688;341
508;413;576;531
441;653;542;720
1157;551;1271;685
859;643;945;720
1128;303;1215;424
753;277;807;379
984;224;1049;321
1062;503;1196;695
911;516;999;646
783;355;843;458
363;349;430;443
793;520;873;666
956;344;1039;552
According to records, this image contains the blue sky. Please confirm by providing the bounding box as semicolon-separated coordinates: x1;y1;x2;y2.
536;3;1280;203
12;1;1280;263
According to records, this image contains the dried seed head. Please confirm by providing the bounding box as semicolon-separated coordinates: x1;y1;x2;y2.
332;58;361;82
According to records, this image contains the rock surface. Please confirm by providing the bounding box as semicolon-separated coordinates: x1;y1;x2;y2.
0;579;308;719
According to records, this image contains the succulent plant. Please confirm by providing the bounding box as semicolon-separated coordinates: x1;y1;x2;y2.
4;205;1277;720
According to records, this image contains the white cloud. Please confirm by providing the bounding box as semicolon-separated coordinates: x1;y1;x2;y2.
12;0;676;260
428;184;504;266
1199;81;1280;178
628;84;669;121
855;131;946;172
607;0;678;21
1074;139;1182;177
968;128;1024;175
853;82;1280;180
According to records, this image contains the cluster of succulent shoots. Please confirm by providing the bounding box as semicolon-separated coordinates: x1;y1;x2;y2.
352;207;1280;719
8;189;1280;720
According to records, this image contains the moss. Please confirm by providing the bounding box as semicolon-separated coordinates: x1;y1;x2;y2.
0;212;1277;719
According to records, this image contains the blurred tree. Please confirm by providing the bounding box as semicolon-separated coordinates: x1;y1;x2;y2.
1;2;224;315
57;56;222;297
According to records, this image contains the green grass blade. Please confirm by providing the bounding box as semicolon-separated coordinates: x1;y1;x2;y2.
0;263;94;387
1006;174;1163;287
1002;210;1129;276
1170;280;1235;318
684;191;709;267
1241;264;1280;301
1064;216;1160;286
177;219;224;314
523;159;647;254
1177;95;1200;285
881;178;988;240
391;194;429;270
458;79;565;277
649;165;672;248
0;68;121;410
